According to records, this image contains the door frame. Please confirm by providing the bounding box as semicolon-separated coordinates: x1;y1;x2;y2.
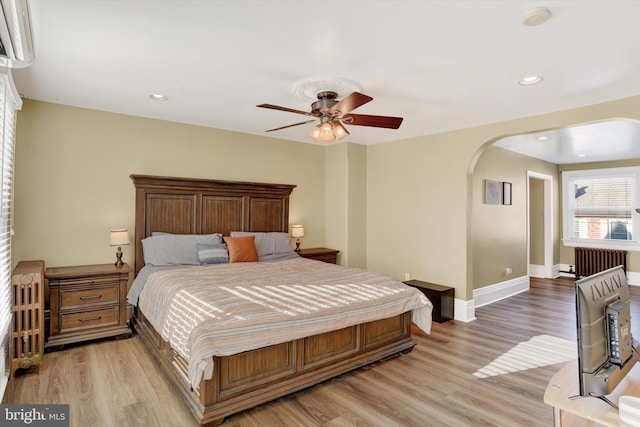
527;171;553;278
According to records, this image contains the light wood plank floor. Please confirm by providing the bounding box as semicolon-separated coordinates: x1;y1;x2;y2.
4;277;639;426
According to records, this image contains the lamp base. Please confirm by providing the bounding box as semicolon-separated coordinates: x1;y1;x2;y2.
295;240;301;252
115;247;124;267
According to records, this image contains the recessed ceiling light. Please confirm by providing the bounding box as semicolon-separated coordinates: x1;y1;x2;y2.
536;135;549;141
522;7;552;27
149;94;169;101
519;75;544;86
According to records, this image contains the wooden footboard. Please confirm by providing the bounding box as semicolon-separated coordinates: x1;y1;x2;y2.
133;308;415;427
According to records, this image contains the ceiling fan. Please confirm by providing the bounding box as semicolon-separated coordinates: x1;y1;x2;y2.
257;91;403;143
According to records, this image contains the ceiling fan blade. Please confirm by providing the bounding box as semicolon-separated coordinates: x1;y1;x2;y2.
330;92;373;115
265;119;317;132
341;114;403;129
257;103;318;117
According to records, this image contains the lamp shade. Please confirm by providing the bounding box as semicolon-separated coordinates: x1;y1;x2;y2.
291;225;304;238
110;229;130;246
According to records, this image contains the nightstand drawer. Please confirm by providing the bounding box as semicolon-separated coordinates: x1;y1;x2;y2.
60;285;119;309
54;275;119;288
60;306;119;333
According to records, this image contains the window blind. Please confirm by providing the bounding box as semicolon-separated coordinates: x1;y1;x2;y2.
563;167;639;248
573;177;632;219
0;68;21;398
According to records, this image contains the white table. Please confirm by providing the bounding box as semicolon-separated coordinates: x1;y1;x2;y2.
544;359;640;426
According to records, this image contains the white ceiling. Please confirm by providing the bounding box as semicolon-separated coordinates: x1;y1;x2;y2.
12;0;640;163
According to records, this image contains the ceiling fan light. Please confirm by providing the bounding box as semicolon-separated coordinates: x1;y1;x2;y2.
319;129;335;142
320;122;333;132
309;126;321;141
333;121;349;140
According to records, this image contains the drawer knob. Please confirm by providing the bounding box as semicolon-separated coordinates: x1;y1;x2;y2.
79;294;102;300
78;316;102;322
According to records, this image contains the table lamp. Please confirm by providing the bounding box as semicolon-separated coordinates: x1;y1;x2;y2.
110;229;130;267
291;225;304;252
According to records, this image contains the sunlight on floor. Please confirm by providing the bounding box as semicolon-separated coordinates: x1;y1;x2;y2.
473;334;576;378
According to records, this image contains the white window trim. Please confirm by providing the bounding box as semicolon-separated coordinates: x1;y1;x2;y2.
0;67;21;399
562;166;640;251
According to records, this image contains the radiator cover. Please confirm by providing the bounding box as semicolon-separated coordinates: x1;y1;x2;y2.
575;247;627;279
10;260;44;378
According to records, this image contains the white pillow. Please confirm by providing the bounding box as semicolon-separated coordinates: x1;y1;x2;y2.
229;231;292;258
142;233;223;266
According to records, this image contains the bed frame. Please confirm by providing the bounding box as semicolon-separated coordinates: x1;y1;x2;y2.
130;174;416;426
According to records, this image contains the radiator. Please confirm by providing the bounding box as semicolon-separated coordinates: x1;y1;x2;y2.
574;247;627;279
10;260;44;378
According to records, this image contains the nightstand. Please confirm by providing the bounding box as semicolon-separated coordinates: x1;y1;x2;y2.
45;263;131;350
297;248;340;264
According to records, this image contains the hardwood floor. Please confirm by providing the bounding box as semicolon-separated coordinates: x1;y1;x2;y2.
4;277;639;426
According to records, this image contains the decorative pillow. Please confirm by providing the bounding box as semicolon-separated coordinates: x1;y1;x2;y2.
196;243;229;265
223;235;259;263
142;233;223;266
230;232;292;259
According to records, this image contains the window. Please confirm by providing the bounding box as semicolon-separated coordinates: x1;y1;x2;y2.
0;68;21;397
562;167;640;250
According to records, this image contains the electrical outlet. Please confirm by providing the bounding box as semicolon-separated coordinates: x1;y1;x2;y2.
404;272;410;281
505;267;512;276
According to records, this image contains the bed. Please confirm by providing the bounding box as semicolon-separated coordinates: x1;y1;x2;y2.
129;174;432;427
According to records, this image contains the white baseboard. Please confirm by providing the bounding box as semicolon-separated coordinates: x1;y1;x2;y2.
530;264;566;278
529;264;545;278
473;275;530;308
454;298;475;322
553;264;640;286
556;263;576;278
452;269;637;323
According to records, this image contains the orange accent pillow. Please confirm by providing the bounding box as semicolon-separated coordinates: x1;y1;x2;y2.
223;235;259;262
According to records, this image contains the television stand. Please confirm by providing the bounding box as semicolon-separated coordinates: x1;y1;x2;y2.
545;359;640;426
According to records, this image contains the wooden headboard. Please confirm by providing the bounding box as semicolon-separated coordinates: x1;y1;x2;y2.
130;175;296;275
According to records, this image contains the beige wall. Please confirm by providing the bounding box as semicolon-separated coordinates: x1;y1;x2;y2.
529;178;545;266
13;100;327;268
471;146;557;288
346;143;367;269
367;95;640;300
324;143;368;268
325;143;348;264
13;95;640;306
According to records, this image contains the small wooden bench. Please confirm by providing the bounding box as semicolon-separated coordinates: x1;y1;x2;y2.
403;280;454;323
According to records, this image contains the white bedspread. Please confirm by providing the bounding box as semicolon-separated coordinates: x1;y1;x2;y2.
137;257;433;389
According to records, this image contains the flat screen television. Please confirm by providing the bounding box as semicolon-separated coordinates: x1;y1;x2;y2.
575;265;638;405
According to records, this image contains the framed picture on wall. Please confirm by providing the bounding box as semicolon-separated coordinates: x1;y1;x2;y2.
485;180;500;205
503;182;512;205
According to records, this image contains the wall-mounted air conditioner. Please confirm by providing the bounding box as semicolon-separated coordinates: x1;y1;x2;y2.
0;0;33;68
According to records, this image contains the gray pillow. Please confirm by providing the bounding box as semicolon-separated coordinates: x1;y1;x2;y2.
230;231;292;258
197;243;229;265
142;233;223;266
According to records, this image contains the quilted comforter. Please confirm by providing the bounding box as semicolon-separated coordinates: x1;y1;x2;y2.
138;257;433;388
